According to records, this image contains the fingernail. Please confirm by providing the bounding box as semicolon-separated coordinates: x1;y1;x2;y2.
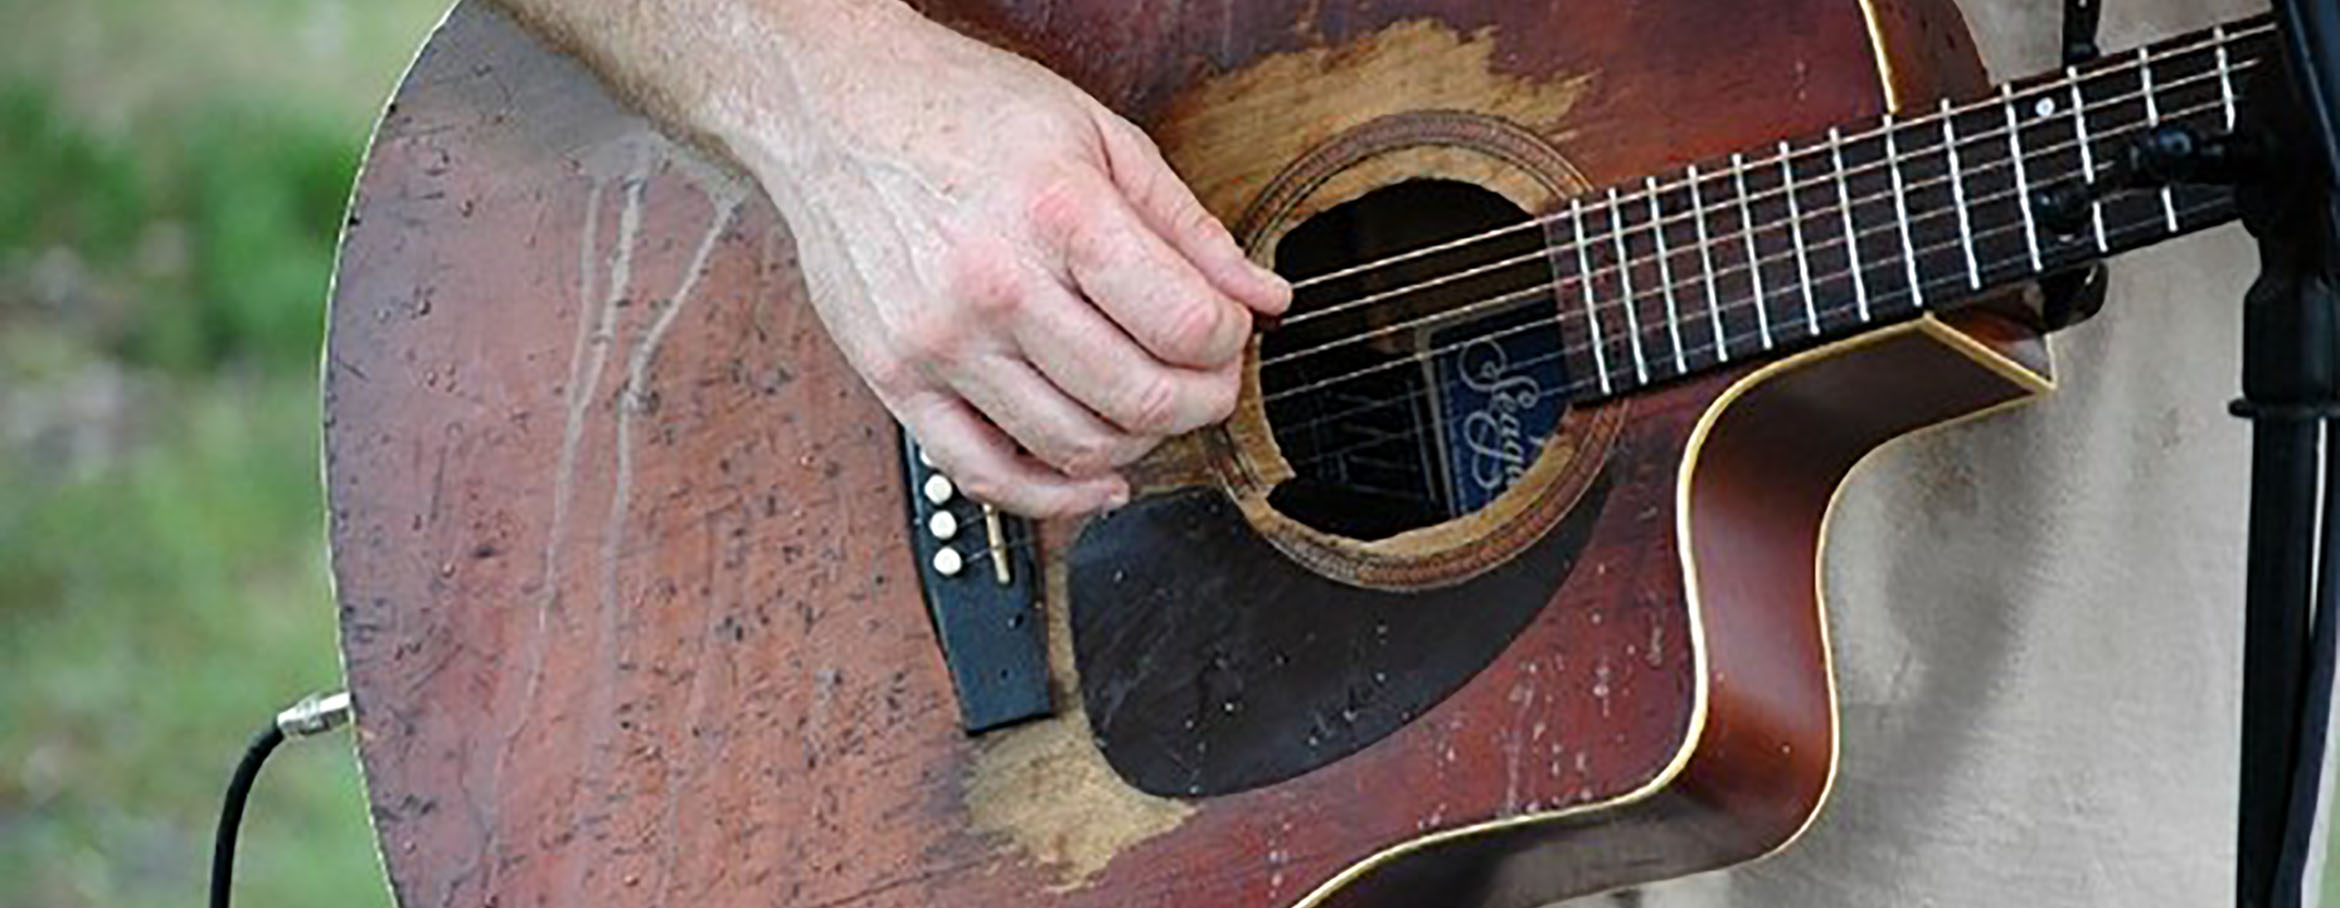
1103;479;1132;511
1249;261;1293;311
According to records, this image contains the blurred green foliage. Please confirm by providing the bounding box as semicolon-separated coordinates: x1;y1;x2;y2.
157;105;356;371
1;0;447;905
0;82;388;908
0;382;377;908
0;85;150;272
0;83;357;372
3;3;2339;908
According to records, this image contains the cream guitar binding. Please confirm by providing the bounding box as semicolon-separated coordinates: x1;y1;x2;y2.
325;3;2266;904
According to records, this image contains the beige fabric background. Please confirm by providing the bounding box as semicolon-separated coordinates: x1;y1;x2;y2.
1624;0;2266;904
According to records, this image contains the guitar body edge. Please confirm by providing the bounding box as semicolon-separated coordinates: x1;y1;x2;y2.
1287;308;2054;908
323;1;2047;906
1672;308;2054;864
1278;2;2043;902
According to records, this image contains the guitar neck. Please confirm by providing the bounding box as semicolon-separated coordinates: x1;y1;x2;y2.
1557;14;2282;401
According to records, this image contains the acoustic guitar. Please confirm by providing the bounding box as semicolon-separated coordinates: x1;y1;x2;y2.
324;1;2277;905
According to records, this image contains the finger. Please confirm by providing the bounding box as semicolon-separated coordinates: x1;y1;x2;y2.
1013;280;1242;435
1096;116;1292;316
944;350;1157;478
1056;180;1254;368
896;391;1127;518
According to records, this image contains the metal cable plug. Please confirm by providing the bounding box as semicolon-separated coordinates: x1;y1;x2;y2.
272;690;353;739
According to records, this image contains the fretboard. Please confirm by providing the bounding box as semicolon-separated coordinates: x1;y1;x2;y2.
1549;15;2281;401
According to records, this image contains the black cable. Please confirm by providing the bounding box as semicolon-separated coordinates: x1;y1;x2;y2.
205;691;352;908
210;721;285;908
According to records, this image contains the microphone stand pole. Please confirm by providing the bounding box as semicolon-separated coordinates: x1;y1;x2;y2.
2233;2;2340;906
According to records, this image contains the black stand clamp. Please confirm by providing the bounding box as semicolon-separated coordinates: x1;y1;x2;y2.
2229;2;2340;895
2229;3;2340;906
2040;0;2113;332
2039;2;2338;904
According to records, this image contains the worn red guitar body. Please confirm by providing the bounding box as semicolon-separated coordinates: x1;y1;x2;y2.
326;1;2051;905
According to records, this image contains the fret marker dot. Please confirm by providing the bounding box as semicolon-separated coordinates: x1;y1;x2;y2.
2034;97;2057;118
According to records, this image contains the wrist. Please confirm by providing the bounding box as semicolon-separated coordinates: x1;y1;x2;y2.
699;0;937;158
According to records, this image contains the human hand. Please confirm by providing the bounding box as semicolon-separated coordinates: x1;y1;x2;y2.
726;3;1290;517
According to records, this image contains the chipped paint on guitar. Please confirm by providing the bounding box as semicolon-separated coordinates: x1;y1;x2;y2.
324;1;2052;905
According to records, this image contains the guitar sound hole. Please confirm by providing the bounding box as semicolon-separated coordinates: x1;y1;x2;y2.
1069;184;1614;800
1263;179;1571;540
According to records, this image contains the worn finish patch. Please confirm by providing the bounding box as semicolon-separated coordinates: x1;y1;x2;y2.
1151;18;1595;221
957;17;1605;891
340;0;1935;903
961;548;1193;890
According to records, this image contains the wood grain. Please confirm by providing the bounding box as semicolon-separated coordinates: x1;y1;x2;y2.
325;1;2030;905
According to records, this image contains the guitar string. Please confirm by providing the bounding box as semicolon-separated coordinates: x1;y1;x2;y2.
1257;90;2236;413
941;194;2228;567
1257;191;2227;471
1274;20;2269;310
1257;60;2256;373
1272;50;2251;334
1272;21;2271;327
916;24;2268;556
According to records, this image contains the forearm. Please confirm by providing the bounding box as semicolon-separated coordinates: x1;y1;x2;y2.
481;0;1286;517
483;0;917;176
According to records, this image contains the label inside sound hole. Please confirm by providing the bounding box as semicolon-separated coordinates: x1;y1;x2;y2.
1423;305;1568;517
1261;178;1569;540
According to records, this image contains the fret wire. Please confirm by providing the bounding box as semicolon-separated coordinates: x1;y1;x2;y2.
2068;67;2110;252
1576;200;2234;399
1686;194;2225;386
1647;177;1687;373
1260;210;2238;472
1736;152;1774;350
1276;20;2272;305
1271;90;2249;404
1269;192;2234;429
1782;140;1821;336
2003;84;2044;273
1942;99;1983;289
1268;153;2240;411
1608;186;1650;384
1264;92;2250;407
1689;163;1728;361
2139;46;2182;233
1255;58;2256;382
1885;113;1924;309
1571;197;1614;397
1609;57;2246;318
1829;127;1871;322
2217;24;2239;130
1266;85;2246;380
1290;44;2264;337
1582;97;2238;370
1637;96;2236;361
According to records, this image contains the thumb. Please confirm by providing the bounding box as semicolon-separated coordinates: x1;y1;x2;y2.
1095;114;1291;316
